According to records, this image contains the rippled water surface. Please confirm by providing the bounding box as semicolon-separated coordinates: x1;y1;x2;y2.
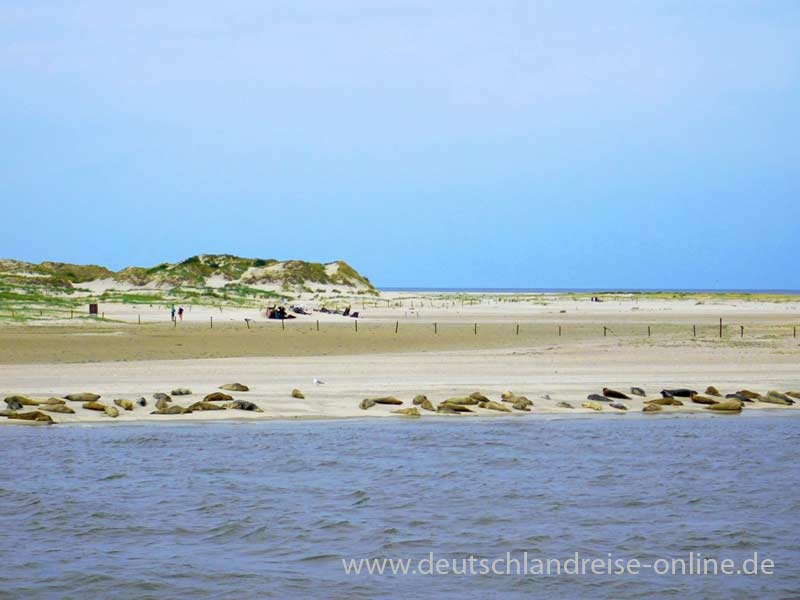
2;415;799;598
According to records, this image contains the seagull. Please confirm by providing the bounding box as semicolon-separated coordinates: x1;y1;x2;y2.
313;378;325;385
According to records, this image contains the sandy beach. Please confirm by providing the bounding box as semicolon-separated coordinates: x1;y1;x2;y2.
2;293;799;424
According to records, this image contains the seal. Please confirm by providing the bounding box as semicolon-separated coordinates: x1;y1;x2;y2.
609;401;628;411
38;398;65;405
371;397;403;405
705;386;722;397
41;404;75;414
602;388;630;400
690;394;719;405
725;393;752;403
114;399;134;411
443;397;479;406
8;410;54;423
155;398;171;411
412;395;428;406
5;395;38;407
706;399;742;412
137;397;148;407
104;406;119;418
153;393;171;401
220;383;249;392
478;401;512;413
646;397;683;406
642;403;662;412
787;391;800;400
359;398;376;410
436;405;461;415
766;391;795;405
630;387;646;397
64;393;100;402
661;389;696;398
587;394;611;402
469;392;490;403
511;399;531;412
204;392;233;402
437;403;473;413
151;405;192;415
188;401;224;411
418;398;435;412
4;398;23;411
82;401;107;411
171;388;192;396
224;400;263;412
736;389;763;401
291;388;305;399
556;401;574;409
392;407;420;418
581;401;603;411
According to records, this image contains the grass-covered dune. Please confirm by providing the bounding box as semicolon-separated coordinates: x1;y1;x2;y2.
0;254;377;321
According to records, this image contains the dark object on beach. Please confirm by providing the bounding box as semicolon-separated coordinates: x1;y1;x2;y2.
630;387;646;397
350;311;359;318
602;388;630;400
225;400;263;412
153;393;171;401
5;398;23;411
587;394;611;402
137;397;147;407
609;401;628;411
371;397;403;405
661;389;696;398
342;306;351;317
220;383;249;392
204;392;233;402
8;410;54;423
725;393;753;403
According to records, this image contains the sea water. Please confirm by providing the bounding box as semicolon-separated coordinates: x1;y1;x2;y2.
2;414;798;598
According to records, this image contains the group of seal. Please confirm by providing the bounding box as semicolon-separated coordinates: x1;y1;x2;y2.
1;383;268;423
359;390;534;416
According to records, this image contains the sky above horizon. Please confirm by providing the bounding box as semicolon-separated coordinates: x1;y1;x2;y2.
1;1;798;289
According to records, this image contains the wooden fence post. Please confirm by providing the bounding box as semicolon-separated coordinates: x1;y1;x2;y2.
648;325;651;337
558;325;562;337
474;323;477;335
603;326;607;337
395;321;399;334
740;325;744;338
693;325;696;337
434;322;437;335
355;320;358;332
719;318;723;338
316;320;319;331
210;316;213;328
516;324;519;336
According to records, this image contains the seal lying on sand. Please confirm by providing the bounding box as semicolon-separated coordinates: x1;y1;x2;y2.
5;396;38;407
153;393;171;401
787;391;800;401
557;401;574;409
155;398;171;411
767;391;794;404
359;398;376;410
188;401;225;411
204;392;233;402
412;395;428;405
690;394;719;405
171;388;192;396
291;389;305;399
7;411;54;423
137;397;147;407
736;389;763;400
220;383;249;392
418;398;436;412
609;401;628;411
83;401;107;411
224;400;263;412
582;401;602;411
114;399;134;411
151;405;192;415
646;398;684;406
41;404;75;414
706;399;743;412
104;406;119;418
64;393;100;402
443;396;479;406
642;403;662;413
725;393;752;403
602;388;630;400
705;386;722;397
661;389;696;398
479;401;511;413
469;392;490;403
630;387;646;397
587;394;611;403
437;403;473;413
512;399;531;412
392;408;420;418
39;398;65;405
371;397;403;405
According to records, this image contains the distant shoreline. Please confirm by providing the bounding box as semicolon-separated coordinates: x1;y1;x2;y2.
380;287;800;294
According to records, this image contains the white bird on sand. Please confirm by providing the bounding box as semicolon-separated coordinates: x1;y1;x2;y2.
313;378;325;385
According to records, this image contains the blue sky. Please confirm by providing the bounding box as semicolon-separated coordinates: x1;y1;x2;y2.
1;1;798;288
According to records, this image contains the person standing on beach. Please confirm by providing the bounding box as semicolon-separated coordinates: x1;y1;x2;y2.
170;304;175;321
178;306;184;321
